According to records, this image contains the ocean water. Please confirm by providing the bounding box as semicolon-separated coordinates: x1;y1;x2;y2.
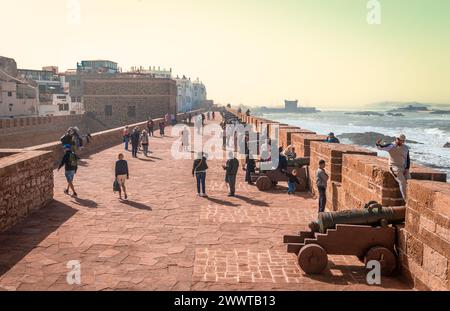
261;111;450;181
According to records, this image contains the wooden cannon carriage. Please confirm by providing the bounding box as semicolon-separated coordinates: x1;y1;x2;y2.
283;202;405;276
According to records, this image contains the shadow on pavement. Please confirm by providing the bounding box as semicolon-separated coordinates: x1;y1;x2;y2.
305;262;411;290
72;197;98;208
137;158;154;162
120;200;152;211
0;201;77;277
205;196;240;207
234;195;269;207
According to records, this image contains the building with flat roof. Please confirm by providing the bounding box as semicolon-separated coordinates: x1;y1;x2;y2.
0;56;38;118
77;60;119;74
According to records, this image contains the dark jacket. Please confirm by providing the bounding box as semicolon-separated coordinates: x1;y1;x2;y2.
58;151;79;172
61;134;72;145
225;158;239;176
326;137;340;143
285;172;300;184
246;157;256;171
115;159;129;178
131;131;140;145
278;155;288;172
192;157;208;174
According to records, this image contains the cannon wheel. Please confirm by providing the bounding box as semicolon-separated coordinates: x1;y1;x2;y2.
256;176;272;191
298;244;328;274
364;246;396;276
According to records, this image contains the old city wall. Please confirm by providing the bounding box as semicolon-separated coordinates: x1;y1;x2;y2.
0;115;94;148
227;107;450;290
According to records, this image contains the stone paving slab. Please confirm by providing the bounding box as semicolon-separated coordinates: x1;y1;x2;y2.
0;119;411;291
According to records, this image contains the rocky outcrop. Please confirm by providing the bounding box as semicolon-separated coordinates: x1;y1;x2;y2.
444;142;450;148
338;132;421;147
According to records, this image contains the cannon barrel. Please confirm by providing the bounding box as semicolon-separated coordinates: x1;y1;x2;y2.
310;203;406;233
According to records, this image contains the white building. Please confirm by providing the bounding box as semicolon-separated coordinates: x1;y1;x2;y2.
174;76;208;112
38;94;84;116
192;78;207;109
0;67;39;118
175;76;193;112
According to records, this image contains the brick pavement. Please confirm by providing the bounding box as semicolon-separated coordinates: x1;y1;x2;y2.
0;119;411;290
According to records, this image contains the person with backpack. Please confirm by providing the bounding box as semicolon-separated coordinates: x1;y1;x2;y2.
192;152;208;197
140;129;150;157
130;127;140;158
58;144;79;197
115;153;129;200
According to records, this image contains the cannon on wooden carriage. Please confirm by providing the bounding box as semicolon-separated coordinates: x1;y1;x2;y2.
283;201;406;276
251;157;310;192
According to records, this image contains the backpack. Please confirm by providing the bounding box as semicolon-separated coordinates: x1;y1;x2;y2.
69;152;78;167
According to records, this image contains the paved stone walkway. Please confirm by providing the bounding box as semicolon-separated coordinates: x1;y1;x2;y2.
0;119;411;290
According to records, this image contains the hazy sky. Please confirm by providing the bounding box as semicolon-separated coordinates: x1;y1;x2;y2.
1;0;449;108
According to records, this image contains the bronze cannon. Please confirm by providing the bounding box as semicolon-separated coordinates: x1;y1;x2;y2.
283;202;405;276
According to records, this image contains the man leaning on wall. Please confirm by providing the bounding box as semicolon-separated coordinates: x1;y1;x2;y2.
376;133;411;201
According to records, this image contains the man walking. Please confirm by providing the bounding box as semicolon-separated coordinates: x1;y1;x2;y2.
130;127;140;158
376;134;411;201
316;160;329;213
223;151;239;197
115;153;129;200
58;144;79;197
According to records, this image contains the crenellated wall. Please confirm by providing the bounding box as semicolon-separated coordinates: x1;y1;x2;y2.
397;180;450;290
291;133;326;159
225;108;449;290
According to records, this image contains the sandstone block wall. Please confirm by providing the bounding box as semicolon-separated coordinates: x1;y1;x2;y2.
0;150;53;232
291;133;326;158
397;180;450;290
279;127;315;149
0;115;93;149
339;155;447;211
309;143;377;210
83;78;177;129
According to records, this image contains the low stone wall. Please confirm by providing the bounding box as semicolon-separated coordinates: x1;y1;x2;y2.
397;180;450;290
291;133;325;158
0;150;53;232
0;115;90;149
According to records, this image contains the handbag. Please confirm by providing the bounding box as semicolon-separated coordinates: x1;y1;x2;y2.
113;179;120;192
